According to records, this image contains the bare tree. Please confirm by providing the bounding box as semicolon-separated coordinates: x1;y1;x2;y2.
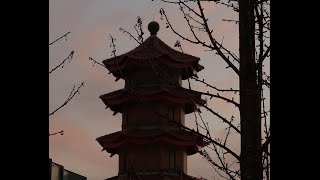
49;32;84;137
90;0;270;178
155;1;270;179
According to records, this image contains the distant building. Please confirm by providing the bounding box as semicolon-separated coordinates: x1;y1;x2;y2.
49;158;87;180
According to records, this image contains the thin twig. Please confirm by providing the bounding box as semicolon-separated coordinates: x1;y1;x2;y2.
49;130;64;136
49;82;84;117
49;51;74;74
89;57;107;69
191;77;239;93
49;32;71;46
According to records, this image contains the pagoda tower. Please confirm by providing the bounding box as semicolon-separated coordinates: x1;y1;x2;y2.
97;21;209;180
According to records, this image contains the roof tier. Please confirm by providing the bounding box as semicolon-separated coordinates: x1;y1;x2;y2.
105;171;203;180
102;35;204;80
100;84;205;114
97;126;209;156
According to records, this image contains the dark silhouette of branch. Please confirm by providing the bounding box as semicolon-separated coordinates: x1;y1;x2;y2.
49;51;74;74
200;91;239;108
134;16;144;43
198;119;240;180
261;87;270;159
160;8;204;45
213;38;240;63
179;122;240;160
109;35;118;58
199;149;230;179
262;79;270;88
215;1;239;12
191;77;240;93
195;0;240;75
89;57;107;69
256;0;269;4
119;17;145;45
261;136;270;154
49;130;64;136
261;45;270;62
49;82;84;117
196;108;239;180
186;13;204;26
160;6;240;66
119;28;141;45
178;3;210;47
222;19;239;24
201;104;240;134
212;143;238;180
174;40;184;53
49;32;71;46
223;116;234;146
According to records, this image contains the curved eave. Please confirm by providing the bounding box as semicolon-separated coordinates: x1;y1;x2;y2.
97;128;209;156
100;85;205;114
104;57;203;80
106;172;202;180
102;35;204;80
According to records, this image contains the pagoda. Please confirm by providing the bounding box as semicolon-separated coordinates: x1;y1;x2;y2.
97;21;209;180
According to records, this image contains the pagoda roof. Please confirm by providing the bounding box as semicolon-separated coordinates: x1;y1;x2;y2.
105;171;203;180
102;35;204;80
100;84;205;114
97;126;209;156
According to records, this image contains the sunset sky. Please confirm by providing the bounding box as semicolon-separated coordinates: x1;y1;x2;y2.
49;0;269;179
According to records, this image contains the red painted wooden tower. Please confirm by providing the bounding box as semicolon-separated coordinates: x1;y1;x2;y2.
97;21;209;180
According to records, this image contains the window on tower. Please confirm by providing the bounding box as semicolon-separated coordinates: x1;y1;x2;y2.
168;107;175;121
169;151;176;169
123;106;129;126
123;152;128;172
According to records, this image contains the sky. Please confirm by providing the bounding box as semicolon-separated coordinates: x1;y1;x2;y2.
49;0;269;179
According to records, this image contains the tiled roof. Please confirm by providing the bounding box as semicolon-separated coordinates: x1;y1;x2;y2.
97;127;209;156
100;84;205;114
102;35;204;80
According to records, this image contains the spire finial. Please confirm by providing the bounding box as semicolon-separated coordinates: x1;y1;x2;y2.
148;21;160;36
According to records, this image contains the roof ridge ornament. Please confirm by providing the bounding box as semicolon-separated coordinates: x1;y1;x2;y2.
148;21;159;36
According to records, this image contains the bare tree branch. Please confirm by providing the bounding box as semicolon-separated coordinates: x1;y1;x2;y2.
223;116;234;146
261;136;270;154
262;79;270;88
200;91;239;108
89;57;107;69
49;82;84;117
179;122;240;160
212;143;238;180
49;32;71;46
119;28;142;45
191;77;240;93
222;18;239;24
49;130;64;136
201;104;240;134
261;45;270;62
199;149;231;180
160;8;205;45
49;51;74;74
215;1;239;12
195;0;240;75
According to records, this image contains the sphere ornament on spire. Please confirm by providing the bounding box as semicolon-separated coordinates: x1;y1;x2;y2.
148;21;160;35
